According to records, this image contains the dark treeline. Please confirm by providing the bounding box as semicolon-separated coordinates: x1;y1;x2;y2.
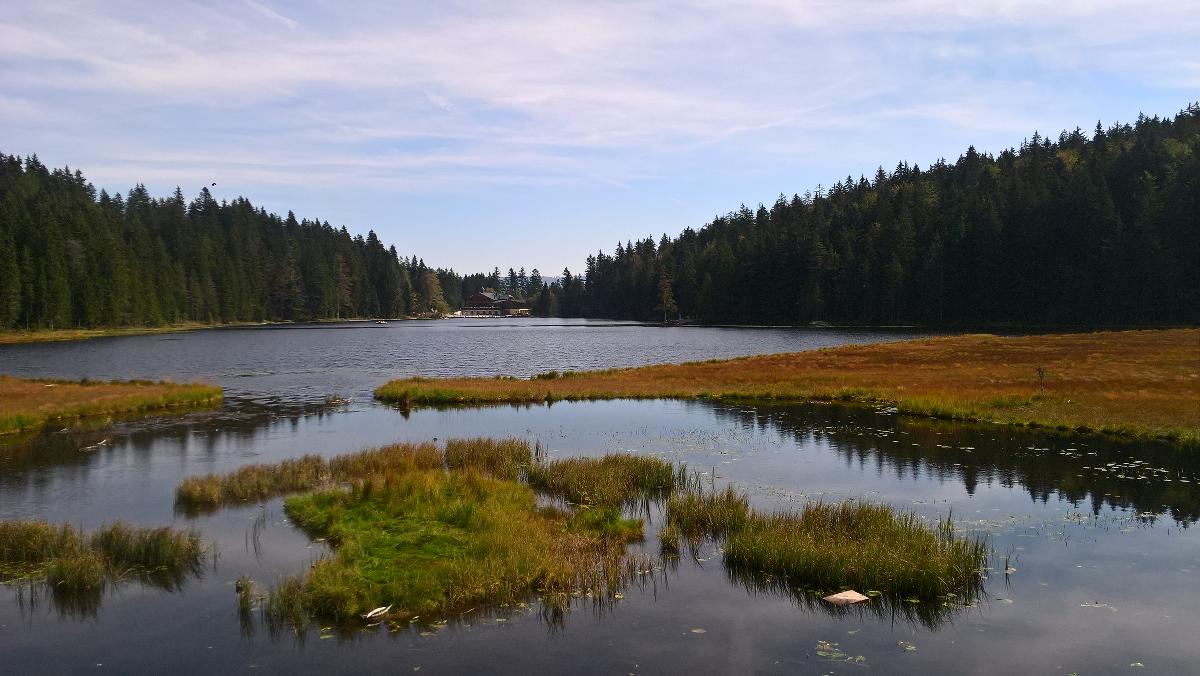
557;105;1199;326
0;154;501;328
3;105;1197;330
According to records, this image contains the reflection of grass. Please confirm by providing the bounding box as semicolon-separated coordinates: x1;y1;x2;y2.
664;487;986;605
374;329;1200;445
0;520;207;615
0;376;222;435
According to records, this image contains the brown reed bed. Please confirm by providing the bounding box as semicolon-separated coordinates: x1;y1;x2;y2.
374;329;1200;445
0;375;223;435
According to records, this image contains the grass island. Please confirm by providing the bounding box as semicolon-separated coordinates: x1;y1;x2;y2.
374;329;1199;446
0;375;223;435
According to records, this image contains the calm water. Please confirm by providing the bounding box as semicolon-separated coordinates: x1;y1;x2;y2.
0;321;1196;675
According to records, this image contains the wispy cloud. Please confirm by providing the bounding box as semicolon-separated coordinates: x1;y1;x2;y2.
1;1;1195;271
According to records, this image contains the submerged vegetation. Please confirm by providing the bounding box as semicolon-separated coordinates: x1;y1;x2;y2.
0;375;223;435
375;330;1200;445
0;520;207;614
177;437;987;632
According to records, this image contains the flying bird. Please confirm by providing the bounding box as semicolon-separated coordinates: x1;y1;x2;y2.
211;182;216;187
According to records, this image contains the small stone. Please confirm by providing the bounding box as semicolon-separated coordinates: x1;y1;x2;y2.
823;590;870;605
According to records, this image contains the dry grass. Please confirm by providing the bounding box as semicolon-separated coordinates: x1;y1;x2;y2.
0;376;223;435
0;321;255;345
375;329;1200;444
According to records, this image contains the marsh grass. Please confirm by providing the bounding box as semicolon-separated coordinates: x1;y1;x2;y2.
374;330;1200;445
0;520;207;613
263;469;653;630
184;438;986;632
525;454;680;507
664;487;986;603
445;437;532;480
0;376;222;435
175;441;451;511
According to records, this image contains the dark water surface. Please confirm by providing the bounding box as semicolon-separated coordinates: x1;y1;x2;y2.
0;321;1196;675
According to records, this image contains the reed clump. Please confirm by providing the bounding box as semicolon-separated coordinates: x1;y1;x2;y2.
525;454;679;507
0;520;207;607
176;440;510;510
664;487;986;601
0;375;222;435
445;437;532;480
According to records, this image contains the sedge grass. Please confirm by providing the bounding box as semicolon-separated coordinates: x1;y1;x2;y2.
0;520;207;611
182;438;988;629
175;439;525;510
525;454;680;507
374;329;1200;445
444;437;532;480
264;469;651;628
0;375;222;435
663;486;986;603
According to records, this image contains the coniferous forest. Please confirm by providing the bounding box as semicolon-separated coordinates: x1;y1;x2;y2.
1;105;1197;330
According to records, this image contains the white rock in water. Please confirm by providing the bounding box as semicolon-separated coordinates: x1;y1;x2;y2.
823;590;870;605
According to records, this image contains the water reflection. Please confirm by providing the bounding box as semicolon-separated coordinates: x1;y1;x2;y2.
696;401;1200;524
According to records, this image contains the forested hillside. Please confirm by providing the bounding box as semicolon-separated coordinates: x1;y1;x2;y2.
3;105;1197;330
0;154;474;328
558;105;1199;326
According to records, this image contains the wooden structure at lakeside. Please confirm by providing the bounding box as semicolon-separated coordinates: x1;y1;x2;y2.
460;290;531;317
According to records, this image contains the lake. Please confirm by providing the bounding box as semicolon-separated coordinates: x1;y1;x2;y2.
1;320;1196;674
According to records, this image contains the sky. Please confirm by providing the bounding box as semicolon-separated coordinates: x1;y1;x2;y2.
2;1;1197;275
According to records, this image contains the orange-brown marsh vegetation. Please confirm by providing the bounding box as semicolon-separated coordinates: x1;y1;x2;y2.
375;329;1199;445
0;376;223;435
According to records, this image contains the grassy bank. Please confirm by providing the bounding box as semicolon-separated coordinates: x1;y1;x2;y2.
375;329;1200;445
0;376;224;435
179;438;987;630
0;322;242;345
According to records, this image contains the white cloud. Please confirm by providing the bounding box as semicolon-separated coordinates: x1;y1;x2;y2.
1;1;1195;194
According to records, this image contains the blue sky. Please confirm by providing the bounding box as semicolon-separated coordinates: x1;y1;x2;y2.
2;1;1197;275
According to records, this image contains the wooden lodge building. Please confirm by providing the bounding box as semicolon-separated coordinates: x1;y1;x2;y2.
461;290;531;317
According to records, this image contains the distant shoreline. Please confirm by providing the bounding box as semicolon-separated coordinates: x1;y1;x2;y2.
2;318;1195;345
375;329;1200;447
